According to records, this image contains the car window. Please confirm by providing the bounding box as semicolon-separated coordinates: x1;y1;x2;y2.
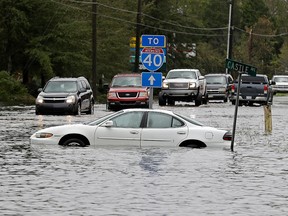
44;81;77;93
147;112;184;128
274;77;288;82
111;111;144;128
236;76;267;84
206;76;226;84
167;71;197;79
87;112;123;126
111;76;141;87
175;113;204;126
228;76;233;83
81;80;87;89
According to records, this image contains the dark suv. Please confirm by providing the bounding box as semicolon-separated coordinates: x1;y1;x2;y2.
35;77;94;115
205;73;233;102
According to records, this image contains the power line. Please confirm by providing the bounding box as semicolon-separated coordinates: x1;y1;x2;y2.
56;0;228;31
50;0;288;38
234;27;288;37
50;0;226;37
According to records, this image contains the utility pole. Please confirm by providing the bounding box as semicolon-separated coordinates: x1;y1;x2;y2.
134;0;142;73
92;0;97;97
226;0;234;74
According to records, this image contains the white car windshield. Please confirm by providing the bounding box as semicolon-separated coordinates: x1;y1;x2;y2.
86;111;124;126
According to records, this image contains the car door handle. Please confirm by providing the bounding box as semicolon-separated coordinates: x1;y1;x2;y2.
130;130;139;134
177;131;186;135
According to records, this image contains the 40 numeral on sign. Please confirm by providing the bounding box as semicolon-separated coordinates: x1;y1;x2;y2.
141;47;164;72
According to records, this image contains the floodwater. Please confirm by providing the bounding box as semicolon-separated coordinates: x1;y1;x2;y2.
1;97;288;216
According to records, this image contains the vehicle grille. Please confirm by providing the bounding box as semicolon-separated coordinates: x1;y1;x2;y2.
276;85;288;89
117;92;138;98
169;83;189;89
43;98;66;103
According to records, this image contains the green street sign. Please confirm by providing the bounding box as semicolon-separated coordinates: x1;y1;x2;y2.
225;59;257;76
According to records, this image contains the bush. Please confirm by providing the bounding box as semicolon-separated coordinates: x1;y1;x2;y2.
0;71;35;105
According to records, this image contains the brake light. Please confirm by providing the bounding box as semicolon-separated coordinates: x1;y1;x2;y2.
231;84;235;93
223;131;232;141
264;85;268;94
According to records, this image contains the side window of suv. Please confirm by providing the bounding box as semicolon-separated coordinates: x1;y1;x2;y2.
78;81;84;91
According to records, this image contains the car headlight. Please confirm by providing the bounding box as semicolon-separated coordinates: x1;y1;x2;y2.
66;95;76;103
36;96;44;104
139;91;148;97
189;82;197;88
35;132;53;138
108;92;117;98
218;87;226;93
162;82;168;89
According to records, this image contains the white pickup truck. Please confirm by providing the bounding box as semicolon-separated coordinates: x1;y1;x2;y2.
158;69;207;106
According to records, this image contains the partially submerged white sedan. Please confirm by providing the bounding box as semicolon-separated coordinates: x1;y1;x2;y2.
30;109;232;149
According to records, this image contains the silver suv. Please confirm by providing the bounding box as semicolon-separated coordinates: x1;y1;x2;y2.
158;69;207;106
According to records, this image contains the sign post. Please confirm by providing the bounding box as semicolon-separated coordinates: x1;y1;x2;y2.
141;35;166;109
225;59;257;151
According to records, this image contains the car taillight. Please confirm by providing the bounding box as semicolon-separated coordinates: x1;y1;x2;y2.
231;84;235;93
264;85;268;94
223;131;232;141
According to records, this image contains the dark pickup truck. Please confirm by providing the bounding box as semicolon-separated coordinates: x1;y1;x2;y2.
230;74;274;106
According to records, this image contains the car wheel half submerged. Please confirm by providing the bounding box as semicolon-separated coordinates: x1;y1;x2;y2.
86;103;94;114
62;138;86;147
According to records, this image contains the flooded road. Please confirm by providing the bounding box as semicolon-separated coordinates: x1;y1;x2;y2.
1;96;288;215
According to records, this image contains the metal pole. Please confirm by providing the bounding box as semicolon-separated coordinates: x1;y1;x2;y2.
226;0;233;74
92;0;97;97
231;72;242;151
149;87;153;109
134;0;141;73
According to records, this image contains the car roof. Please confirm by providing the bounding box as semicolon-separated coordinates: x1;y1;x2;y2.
205;73;230;77
168;69;199;72
273;75;288;77
49;77;87;81
113;73;141;78
121;108;174;115
242;74;267;77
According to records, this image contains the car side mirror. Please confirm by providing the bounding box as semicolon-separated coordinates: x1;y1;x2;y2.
103;83;109;92
38;88;43;93
102;120;114;127
199;76;205;80
269;80;275;85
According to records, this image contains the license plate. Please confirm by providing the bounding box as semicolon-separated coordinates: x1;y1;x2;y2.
246;96;252;99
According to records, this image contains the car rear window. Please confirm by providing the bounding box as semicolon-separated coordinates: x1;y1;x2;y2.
235;76;267;84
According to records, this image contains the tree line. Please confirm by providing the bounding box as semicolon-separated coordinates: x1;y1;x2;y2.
1;0;288;101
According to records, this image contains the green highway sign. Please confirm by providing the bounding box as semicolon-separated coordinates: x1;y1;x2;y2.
225;59;257;76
